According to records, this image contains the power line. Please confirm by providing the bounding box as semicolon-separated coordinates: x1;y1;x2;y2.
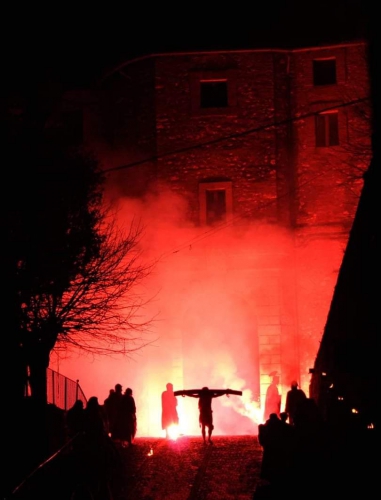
102;96;369;258
158;169;342;260
104;97;369;174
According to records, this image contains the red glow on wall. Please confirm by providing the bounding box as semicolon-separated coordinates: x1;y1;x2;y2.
50;185;350;437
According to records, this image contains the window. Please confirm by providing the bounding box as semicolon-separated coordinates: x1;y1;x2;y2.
200;80;228;108
206;189;226;224
199;181;233;225
315;111;339;146
190;70;237;115
313;58;337;86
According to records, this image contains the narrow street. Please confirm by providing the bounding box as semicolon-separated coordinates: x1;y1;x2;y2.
9;429;376;499
113;435;263;500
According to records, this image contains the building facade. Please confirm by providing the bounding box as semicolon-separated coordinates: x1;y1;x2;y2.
310;33;377;430
57;41;371;427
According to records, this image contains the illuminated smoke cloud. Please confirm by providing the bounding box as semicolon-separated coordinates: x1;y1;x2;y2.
51;182;339;436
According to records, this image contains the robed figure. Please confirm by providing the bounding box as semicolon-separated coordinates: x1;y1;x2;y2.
161;382;179;438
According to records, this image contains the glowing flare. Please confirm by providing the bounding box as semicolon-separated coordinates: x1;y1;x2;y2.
167;424;180;440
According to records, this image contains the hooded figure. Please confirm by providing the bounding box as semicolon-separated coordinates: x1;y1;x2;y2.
161;382;179;438
264;372;281;421
285;381;307;425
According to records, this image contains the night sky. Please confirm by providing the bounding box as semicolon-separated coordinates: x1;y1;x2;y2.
3;0;371;90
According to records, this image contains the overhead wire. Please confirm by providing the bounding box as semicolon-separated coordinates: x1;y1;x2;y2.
103;97;369;174
102;96;370;259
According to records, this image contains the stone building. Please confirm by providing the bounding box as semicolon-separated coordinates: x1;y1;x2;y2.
310;31;377;430
57;40;371;426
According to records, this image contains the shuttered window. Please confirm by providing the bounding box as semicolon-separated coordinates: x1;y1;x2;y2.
315;111;339;146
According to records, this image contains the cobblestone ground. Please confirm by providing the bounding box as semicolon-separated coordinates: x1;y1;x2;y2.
113;435;264;500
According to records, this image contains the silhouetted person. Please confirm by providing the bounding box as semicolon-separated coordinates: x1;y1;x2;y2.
72;396;122;499
45;403;67;456
66;399;85;439
161;382;179;438
278;411;295;476
188;387;225;444
279;411;288;424
84;396;107;438
285;381;306;425
291;398;328;497
264;372;281;421
103;388;115;434
113;387;137;447
258;412;294;492
105;383;124;441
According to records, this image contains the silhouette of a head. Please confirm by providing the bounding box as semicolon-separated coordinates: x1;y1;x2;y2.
269;371;279;383
87;396;99;409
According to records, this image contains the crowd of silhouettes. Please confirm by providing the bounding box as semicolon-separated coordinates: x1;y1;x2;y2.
103;383;137;447
19;378;345;499
63;395;123;499
65;383;137;454
61;378;344;498
62;386;139;498
257;380;329;498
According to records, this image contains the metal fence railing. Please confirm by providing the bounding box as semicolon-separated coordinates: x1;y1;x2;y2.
47;368;87;411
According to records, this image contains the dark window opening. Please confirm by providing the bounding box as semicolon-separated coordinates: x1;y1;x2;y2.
200;80;228;108
313;59;337;86
206;189;226;224
315;112;339;146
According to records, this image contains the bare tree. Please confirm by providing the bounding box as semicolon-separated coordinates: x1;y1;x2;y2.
4;140;156;412
2;80;159;493
53;215;156;355
22;212;157;405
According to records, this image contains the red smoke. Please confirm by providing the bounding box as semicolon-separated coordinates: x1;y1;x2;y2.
50;184;343;436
